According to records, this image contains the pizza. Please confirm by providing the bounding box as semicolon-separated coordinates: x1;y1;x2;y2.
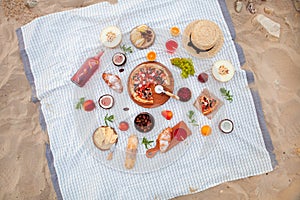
194;88;222;117
128;62;173;107
199;94;218;115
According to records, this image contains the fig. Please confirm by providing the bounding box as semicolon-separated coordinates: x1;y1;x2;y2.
98;94;114;109
112;52;126;66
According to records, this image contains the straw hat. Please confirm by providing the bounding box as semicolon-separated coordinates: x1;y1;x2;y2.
182;20;224;58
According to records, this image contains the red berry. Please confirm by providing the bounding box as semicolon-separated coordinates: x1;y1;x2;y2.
198;72;208;83
83;100;95;111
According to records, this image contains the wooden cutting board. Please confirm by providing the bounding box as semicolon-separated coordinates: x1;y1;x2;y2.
166;121;192;152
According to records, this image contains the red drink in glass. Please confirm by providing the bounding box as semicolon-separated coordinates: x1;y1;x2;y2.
71;51;104;87
165;39;178;54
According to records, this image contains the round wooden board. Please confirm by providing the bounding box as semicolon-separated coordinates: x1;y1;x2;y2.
127;61;174;108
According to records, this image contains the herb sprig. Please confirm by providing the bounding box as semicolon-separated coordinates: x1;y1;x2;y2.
76;97;85;109
220;87;233;103
120;44;133;54
104;114;115;126
142;137;154;149
187;110;199;126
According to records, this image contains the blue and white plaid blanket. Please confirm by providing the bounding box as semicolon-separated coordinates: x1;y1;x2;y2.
17;0;277;199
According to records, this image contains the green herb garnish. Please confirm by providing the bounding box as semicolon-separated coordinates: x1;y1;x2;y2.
104;114;115;126
187;110;199;126
76;97;85;109
142;137;154;149
170;57;195;78
120;44;133;54
220;87;233;103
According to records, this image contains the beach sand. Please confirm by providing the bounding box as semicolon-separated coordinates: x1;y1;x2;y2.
0;0;299;199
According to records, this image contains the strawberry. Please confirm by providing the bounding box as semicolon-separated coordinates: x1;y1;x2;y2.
83;100;95;111
161;110;173;120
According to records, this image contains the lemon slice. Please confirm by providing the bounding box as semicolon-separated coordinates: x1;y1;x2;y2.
212;60;235;82
100;26;122;48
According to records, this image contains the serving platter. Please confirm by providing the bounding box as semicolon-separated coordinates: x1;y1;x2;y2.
73;27;227;173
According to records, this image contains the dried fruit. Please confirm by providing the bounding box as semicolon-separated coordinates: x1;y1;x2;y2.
201;125;212;136
134;112;155;133
161;110;173;120
83;100;96;111
198;72;208;83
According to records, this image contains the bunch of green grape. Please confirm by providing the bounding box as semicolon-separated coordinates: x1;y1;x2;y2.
170;58;195;78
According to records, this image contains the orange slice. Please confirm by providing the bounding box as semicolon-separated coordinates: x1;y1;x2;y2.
201;125;212;136
170;26;180;37
146;51;157;61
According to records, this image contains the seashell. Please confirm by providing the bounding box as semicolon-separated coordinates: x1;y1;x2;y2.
264;7;274;15
247;1;257;14
254;14;280;38
235;0;243;13
26;0;38;8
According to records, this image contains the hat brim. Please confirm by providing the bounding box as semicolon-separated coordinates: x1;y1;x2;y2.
182;20;224;58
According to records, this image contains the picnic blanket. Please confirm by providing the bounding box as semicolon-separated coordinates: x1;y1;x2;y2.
17;0;277;199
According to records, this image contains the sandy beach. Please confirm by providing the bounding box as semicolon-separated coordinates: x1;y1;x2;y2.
0;0;299;199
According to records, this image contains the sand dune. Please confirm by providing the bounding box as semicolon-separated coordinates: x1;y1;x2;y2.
0;0;299;199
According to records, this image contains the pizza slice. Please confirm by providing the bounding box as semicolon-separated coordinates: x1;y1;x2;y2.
193;88;223;118
133;83;154;105
199;95;218;115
